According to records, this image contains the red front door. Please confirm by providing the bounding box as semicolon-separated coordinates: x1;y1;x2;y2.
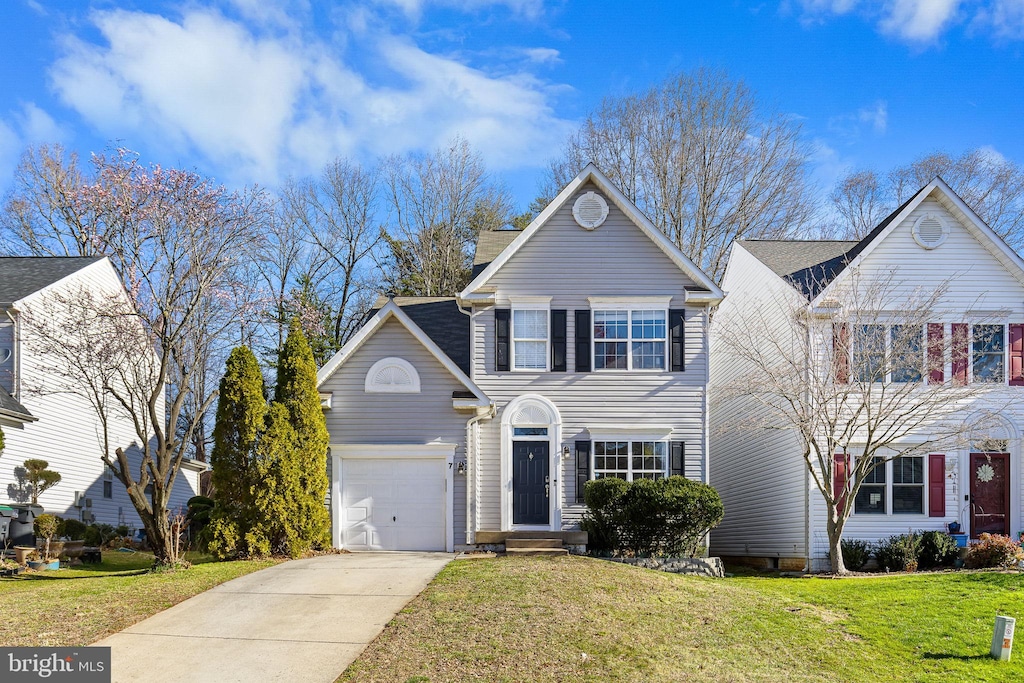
969;453;1011;538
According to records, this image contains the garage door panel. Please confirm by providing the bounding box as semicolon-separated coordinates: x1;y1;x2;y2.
341;456;446;551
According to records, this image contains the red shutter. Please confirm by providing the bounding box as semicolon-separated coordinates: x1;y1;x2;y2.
951;323;968;385
928;323;944;384
1010;324;1024;386
833;323;849;384
928;454;945;517
833;453;849;514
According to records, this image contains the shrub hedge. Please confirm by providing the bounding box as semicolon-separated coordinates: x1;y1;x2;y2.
581;476;723;557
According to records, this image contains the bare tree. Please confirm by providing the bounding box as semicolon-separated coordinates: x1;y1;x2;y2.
6;146;268;567
715;270;998;573
281;158;382;349
382;137;513;296
829;149;1024;247
547;68;817;282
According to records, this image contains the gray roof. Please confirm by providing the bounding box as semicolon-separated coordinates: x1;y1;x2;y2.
0;257;105;305
472;230;521;279
372;296;470;375
738;192;918;298
0;385;34;422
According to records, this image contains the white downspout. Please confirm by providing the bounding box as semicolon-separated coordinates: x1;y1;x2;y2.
456;300;495;546
465;405;495;546
804;304;814;573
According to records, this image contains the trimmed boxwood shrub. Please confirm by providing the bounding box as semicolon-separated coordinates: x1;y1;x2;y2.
840;539;872;571
965;533;1024;569
919;530;959;569
59;518;88;541
582;475;724;557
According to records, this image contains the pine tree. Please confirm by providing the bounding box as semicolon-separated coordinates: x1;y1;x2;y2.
274;318;331;553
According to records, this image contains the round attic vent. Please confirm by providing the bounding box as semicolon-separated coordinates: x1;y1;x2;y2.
912;214;948;250
572;191;609;230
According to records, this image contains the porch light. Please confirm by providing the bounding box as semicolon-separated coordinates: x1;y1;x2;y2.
456;461;467;475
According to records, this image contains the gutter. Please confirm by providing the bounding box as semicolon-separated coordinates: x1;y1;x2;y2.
804;302;813;573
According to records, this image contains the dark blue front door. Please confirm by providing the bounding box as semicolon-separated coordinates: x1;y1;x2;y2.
512;441;549;525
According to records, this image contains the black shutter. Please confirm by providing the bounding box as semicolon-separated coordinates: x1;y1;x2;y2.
670;309;685;371
575;440;591;504
575;309;591;372
551;310;567;371
670;441;685;477
495;308;510;372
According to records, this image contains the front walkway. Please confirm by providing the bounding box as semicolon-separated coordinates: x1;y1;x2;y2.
94;552;453;683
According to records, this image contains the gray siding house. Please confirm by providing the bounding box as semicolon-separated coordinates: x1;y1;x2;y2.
317;164;723;551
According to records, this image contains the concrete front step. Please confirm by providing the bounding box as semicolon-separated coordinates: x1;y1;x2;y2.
504;547;569;556
505;538;563;549
475;530;588;545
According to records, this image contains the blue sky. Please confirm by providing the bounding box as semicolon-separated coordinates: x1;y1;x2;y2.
1;0;1022;208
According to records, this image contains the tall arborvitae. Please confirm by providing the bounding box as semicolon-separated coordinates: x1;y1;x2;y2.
245;402;297;556
274;318;331;553
208;346;265;558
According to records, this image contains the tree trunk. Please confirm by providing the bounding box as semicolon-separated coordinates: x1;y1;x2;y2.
826;506;848;575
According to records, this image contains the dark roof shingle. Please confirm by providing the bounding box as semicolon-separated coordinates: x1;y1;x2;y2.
0;257;105;305
0;385;34;422
372;296;470;375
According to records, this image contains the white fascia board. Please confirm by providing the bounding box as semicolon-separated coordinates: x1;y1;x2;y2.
812;178;1024;306
15;257;117;308
588;295;673;308
180;458;210;472
460;163;724;302
316;300;490;404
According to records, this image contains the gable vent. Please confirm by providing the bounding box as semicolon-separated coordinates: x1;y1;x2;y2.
365;357;420;393
912;214;948;250
572;191;609;230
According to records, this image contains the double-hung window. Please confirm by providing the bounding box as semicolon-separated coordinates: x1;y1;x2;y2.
593;440;668;480
973;324;1004;383
512;308;548;370
854;456;925;515
593;308;667;371
890;325;923;383
854;457;886;514
892;456;924;514
853;325;886;383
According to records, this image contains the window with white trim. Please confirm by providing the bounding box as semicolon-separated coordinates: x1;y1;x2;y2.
593;309;667;370
593;440;668;480
512;309;548;370
854;456;925;515
972;324;1004;383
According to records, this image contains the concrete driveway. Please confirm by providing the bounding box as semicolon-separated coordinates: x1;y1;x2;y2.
94;552;453;683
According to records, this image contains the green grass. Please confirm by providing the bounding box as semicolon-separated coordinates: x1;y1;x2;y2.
0;551;278;646
340;556;1024;683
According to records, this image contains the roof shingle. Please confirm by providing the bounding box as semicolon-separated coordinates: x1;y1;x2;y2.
0;256;105;305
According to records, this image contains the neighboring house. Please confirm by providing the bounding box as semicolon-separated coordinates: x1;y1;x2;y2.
317;164;724;551
709;177;1024;570
0;256;203;528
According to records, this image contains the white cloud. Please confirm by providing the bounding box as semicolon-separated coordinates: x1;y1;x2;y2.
0;102;65;188
48;8;573;185
374;0;546;21
521;47;562;64
879;0;961;41
793;0;1024;43
828;100;888;137
973;0;1024;40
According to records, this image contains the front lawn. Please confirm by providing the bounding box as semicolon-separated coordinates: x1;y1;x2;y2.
0;551;278;646
341;556;1023;682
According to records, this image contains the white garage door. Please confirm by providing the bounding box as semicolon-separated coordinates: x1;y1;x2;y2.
341;457;446;551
